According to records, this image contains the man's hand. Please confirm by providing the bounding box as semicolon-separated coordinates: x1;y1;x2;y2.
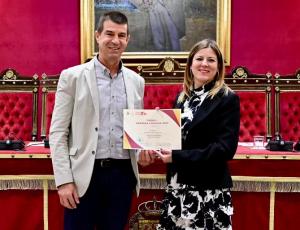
138;150;156;166
57;183;80;209
155;149;172;163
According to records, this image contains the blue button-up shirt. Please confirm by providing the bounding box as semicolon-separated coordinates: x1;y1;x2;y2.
94;57;129;159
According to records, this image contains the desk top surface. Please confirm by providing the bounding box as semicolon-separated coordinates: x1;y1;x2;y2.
0;142;299;160
0;142;50;158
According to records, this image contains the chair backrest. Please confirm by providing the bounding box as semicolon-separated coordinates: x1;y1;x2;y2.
274;70;300;141
0;69;39;141
38;63;277;143
144;84;183;109
225;66;273;142
139;57;184;109
39;73;59;140
138;56;185;84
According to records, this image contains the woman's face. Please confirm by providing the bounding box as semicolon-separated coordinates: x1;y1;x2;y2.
190;47;218;89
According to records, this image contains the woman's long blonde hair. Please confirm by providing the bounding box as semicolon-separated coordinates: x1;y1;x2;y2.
182;39;229;100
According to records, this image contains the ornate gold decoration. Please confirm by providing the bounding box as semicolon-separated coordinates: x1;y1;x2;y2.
33;74;39;80
138;198;162;218
129;197;162;230
41;73;47;80
137;65;143;72
3;70;17;80
233;67;247;78
163;59;174;73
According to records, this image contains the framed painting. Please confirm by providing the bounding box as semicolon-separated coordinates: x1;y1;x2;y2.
80;0;231;65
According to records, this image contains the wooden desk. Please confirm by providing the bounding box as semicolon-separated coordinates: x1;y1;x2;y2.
0;144;59;230
1;144;300;230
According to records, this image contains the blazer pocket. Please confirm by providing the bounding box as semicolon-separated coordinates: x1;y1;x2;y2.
69;147;78;156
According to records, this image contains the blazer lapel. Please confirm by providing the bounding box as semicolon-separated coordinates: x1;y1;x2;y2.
189;95;222;129
85;59;99;118
123;68;134;109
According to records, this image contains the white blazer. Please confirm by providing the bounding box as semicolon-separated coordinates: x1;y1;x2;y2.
50;58;145;197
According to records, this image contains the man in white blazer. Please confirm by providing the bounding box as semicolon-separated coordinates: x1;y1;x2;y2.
50;11;145;230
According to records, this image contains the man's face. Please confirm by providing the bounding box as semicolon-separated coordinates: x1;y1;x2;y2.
95;20;129;63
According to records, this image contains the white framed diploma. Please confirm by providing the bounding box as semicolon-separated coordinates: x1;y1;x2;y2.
123;109;181;150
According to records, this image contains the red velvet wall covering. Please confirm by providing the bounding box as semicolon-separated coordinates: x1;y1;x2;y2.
0;0;80;76
0;0;300;75
230;0;300;74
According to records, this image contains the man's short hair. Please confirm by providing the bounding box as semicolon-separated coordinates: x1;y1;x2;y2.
96;11;129;35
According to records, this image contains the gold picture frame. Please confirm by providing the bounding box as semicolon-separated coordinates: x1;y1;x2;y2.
80;0;231;65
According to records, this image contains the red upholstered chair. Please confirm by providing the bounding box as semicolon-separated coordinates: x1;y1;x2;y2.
0;69;39;141
226;67;273;142
274;70;300;141
140;57;184;109
144;84;182;109
39;73;59;140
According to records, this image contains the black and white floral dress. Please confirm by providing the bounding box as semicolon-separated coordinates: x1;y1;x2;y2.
157;86;234;230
